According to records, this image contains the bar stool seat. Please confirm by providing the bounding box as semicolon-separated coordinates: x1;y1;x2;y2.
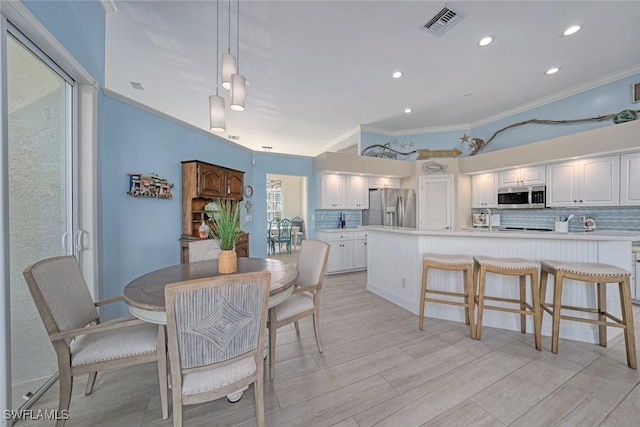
474;256;541;350
418;253;475;339
540;260;636;369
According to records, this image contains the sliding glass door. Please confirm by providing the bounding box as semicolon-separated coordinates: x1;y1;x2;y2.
6;28;77;409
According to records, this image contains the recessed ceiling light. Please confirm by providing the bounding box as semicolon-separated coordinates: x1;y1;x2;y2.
130;81;144;90
478;36;493;47
464;92;473;97
545;67;560;75
392;71;403;79
404;108;412;114
563;25;581;36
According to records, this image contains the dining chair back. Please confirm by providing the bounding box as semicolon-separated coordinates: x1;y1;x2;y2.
23;256;168;426
188;239;222;262
291;216;305;245
164;271;271;427
268;239;330;379
267;219;276;254
274;218;293;254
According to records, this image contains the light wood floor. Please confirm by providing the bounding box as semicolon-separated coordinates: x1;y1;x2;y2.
19;268;640;427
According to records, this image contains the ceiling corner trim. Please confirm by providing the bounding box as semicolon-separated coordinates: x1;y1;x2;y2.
100;0;118;14
323;126;361;153
471;63;640;128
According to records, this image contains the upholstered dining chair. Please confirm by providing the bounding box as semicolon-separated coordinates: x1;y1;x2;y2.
291;216;305;245
22;256;168;427
268;239;330;380
188;239;222;262
164;271;271;427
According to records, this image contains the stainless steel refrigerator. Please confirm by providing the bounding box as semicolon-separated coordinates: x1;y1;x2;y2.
363;188;416;228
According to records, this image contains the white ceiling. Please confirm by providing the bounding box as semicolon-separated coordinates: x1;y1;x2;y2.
105;1;640;157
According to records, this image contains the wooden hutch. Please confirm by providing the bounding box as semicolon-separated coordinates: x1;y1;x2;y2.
180;160;249;263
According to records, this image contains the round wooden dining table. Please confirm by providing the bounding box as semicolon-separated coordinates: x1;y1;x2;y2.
123;257;298;324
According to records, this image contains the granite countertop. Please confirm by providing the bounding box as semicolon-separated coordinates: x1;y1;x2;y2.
362;225;640;241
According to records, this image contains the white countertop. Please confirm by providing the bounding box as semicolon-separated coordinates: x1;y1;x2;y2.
361;225;640;241
315;228;363;233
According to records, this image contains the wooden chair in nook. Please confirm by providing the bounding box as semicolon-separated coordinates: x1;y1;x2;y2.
268;239;330;379
164;271;271;427
22;256;168;427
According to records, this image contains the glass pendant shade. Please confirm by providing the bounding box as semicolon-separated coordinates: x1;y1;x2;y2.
209;95;226;132
230;73;246;111
221;53;237;90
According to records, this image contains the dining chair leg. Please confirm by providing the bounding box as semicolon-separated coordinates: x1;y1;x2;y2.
84;372;97;395
57;369;72;427
269;308;277;380
254;366;265;427
157;325;169;420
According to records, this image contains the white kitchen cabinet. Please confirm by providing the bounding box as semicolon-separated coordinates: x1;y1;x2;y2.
471;173;499;208
316;230;367;274
368;177;400;189
346;175;369;209
499;165;545;187
546;155;619;207
620;152;640;206
316;173;345;209
353;231;368;269
419;175;453;230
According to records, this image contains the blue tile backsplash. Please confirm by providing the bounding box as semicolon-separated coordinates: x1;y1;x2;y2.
315;210;362;229
473;206;640;232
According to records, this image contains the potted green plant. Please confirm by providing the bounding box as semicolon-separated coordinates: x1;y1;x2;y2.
205;199;242;273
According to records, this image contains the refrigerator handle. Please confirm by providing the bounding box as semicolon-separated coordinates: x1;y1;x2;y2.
397;197;405;227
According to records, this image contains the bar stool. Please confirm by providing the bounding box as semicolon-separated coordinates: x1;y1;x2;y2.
540;260;636;369
474;256;541;350
418;253;475;339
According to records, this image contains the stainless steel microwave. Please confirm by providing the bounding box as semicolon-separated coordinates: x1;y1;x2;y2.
497;185;546;209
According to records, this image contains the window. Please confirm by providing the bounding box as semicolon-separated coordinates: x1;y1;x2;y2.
266;178;282;222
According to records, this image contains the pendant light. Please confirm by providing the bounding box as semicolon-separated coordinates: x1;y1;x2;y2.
210;0;226;132
221;0;236;90
230;0;246;112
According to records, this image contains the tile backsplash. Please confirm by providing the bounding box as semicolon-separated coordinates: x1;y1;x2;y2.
474;206;640;232
315;210;362;229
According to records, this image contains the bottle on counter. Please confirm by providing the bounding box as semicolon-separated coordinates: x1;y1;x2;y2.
341;213;346;228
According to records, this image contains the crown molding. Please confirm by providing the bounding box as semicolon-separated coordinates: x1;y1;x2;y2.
323;126;361;152
100;0;118;14
470;63;640;128
360;64;640;138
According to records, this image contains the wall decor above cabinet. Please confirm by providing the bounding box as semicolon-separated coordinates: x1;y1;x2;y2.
127;172;174;199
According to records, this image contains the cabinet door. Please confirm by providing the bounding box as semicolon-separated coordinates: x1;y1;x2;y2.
346;175;368;209
368;177;400;188
353;239;367;269
580;156;619;206
471;173;498;208
226;169;244;200
340;241;354;271
521;166;545;185
499;169;521;187
621;152;640;206
546;162;579;207
326;242;342;272
198;163;225;197
419;175;452;230
317;174;345;209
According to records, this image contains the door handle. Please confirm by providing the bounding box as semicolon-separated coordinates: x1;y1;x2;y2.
75;230;85;252
61;232;70;251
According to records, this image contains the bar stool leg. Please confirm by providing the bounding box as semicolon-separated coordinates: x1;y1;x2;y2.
551;272;563;354
464;267;476;339
475;265;487;340
519;275;527;334
418;261;428;331
597;282;607;347
619;277;637;369
531;270;541;351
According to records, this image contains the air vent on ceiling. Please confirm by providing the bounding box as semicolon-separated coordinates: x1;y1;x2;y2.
422;7;463;36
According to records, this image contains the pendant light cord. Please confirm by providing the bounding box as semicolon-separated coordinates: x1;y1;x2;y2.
236;0;240;73
216;0;220;95
228;0;232;54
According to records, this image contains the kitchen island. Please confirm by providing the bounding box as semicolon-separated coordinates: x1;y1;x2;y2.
364;226;640;344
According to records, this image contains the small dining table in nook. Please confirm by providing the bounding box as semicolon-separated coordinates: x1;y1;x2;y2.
123;257;298;402
123;257;298;324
